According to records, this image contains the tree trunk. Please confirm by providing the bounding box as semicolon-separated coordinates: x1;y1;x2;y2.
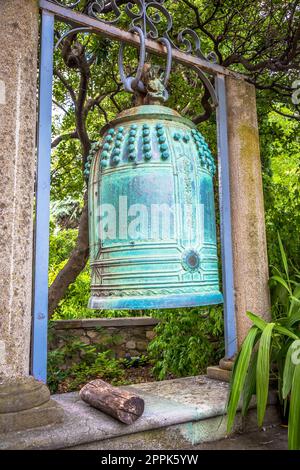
79;379;145;424
48;192;89;318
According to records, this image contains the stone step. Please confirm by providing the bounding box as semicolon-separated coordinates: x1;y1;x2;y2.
0;376;280;450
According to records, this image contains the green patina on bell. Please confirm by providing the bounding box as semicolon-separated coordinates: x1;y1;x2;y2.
87;104;223;310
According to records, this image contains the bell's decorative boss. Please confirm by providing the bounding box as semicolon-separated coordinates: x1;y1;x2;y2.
87;104;223;310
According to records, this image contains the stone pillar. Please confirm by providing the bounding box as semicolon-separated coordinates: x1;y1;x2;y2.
226;76;271;348
207;76;271;382
0;0;63;433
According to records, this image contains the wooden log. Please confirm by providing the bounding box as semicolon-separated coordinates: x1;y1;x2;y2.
79;379;145;424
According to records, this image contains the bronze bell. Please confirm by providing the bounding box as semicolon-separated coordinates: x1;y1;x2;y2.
87;102;222;310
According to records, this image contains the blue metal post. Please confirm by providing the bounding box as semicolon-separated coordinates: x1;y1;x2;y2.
31;10;55;382
216;74;237;359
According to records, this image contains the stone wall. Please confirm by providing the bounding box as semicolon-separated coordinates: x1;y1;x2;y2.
49;317;159;359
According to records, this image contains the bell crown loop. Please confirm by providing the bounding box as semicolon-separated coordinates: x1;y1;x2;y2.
118;24;173;104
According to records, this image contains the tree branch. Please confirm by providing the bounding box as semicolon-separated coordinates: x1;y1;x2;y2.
53;99;69;115
54;69;77;103
271;106;300;122
51;130;78;149
193;85;214;124
48;193;89;318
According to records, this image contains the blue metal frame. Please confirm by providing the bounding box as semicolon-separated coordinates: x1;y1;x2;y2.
31;5;238;383
216;74;237;359
31;10;55;383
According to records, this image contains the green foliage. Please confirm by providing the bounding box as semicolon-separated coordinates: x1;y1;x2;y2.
47;337;125;393
121;355;149;369
289;364;300;450
148;307;224;380
227;238;300;450
260;109;300;270
269;233;300;322
49;228;78;267
51;266;92;320
63;351;125;391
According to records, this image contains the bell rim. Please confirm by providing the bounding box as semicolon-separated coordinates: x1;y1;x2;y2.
88;292;223;311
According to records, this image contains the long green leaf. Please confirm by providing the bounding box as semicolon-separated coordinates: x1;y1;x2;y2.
286;310;300;328
292;285;300;299
282;342;297;399
227;327;259;433
246;311;268;330
288;364;300;450
256;323;275;427
278;232;290;283
288;298;299;318
274;325;299;341
242;350;258;416
290;296;300;305
269;275;291;294
269;264;284;278
276;346;286;406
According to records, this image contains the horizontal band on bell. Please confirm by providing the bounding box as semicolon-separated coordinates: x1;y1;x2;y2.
88;291;223;310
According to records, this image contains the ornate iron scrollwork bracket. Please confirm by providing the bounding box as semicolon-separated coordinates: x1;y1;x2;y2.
52;0;218;110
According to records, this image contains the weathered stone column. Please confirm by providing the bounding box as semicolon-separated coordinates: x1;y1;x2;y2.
226;76;271;348
207;76;271;382
0;0;63;433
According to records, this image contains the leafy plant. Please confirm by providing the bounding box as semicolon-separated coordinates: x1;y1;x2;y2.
262;109;300;271
47;338;125;393
121;355;149;369
148;306;224;380
47;347;69;393
270;234;300;322
227;235;300;450
64;351;125;391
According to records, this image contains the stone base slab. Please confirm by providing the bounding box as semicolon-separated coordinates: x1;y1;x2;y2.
0;399;64;434
207;366;232;382
0;376;64;434
219;358;234;371
207;358;234;382
70;406;280;450
0;376;280;450
0;376;50;413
